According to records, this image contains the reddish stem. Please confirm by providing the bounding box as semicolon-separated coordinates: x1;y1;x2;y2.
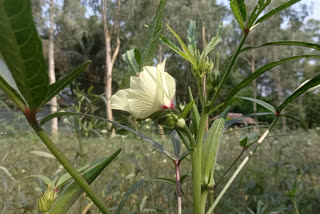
24;108;37;124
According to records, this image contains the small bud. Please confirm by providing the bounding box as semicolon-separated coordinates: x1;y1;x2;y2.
37;184;57;213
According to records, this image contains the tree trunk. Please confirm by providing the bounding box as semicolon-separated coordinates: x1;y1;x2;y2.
102;0;121;136
49;0;58;135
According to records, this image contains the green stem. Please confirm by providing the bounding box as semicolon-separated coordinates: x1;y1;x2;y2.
210;33;248;106
28;119;111;214
191;110;209;214
200;190;209;214
206;117;278;214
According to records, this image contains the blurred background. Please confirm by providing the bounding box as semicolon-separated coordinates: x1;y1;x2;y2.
1;0;320;213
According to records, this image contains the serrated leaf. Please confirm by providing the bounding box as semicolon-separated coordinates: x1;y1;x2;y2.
230;0;247;30
237;96;276;113
40;112;176;160
187;20;196;54
48;149;121;214
277;73;320;113
0;0;49;110
40;62;90;107
254;0;301;28
141;0;166;66
201;118;225;185
122;48;141;73
223;55;320;108
205;23;222;57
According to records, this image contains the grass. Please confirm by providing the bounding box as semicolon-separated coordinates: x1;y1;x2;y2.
0;120;320;214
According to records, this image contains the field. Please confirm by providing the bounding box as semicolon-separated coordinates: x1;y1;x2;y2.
1;118;320;214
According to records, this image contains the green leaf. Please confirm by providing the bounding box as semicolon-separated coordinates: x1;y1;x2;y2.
141;0;166;66
239;136;248;148
170;130;180;158
55;163;91;188
122;48;141;73
219;106;231;119
187;20;197;54
221;41;320;69
0;0;49;110
40;62;90;107
166;24;197;67
116;178;175;214
0;57;26;110
247;0;271;28
181;100;195;118
188;87;200;138
160;34;190;62
205;23;222;57
201;118;225;185
40;112;176;160
254;0;301;28
48;149;121;214
237;96;276;113
277;73;320;113
230;0;247;30
223;55;320;108
225;112;273;128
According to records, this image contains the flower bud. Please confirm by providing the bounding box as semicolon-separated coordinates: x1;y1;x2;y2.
37;184;57;213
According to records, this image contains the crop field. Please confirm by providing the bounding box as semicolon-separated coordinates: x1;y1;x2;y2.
1;122;319;214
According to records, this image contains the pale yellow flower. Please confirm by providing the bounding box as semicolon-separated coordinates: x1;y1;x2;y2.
111;60;176;119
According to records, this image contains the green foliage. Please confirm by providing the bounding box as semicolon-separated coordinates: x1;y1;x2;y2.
141;0;166;67
229;0;247;30
49;149;121;214
0;0;48;110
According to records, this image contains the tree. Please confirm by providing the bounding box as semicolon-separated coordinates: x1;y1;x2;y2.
101;0;121;134
49;0;58;134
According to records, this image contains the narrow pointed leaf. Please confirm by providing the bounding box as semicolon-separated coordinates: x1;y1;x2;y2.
122;48;141;73
237;96;276;113
40;62;90;107
224;55;320;107
160;34;190;62
116;178;175;214
277;73;320;113
48;149;121;214
166;24;197;67
205;23;223;57
0;0;49;110
141;0;166;66
40;112;176;160
25;175;53;186
254;0;301;28
247;0;271;28
201;118;225;185
181;100;195;118
222;41;320;69
219;106;231;119
230;0;247;30
225;112;274;128
188;87;200;137
187;20;196;54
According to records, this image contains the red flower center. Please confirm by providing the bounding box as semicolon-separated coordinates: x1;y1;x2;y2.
162;101;175;109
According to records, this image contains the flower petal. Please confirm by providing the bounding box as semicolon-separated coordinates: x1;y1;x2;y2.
111;89;131;113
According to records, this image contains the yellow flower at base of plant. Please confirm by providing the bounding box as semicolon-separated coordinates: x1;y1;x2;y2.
111;60;176;119
37;184;57;213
